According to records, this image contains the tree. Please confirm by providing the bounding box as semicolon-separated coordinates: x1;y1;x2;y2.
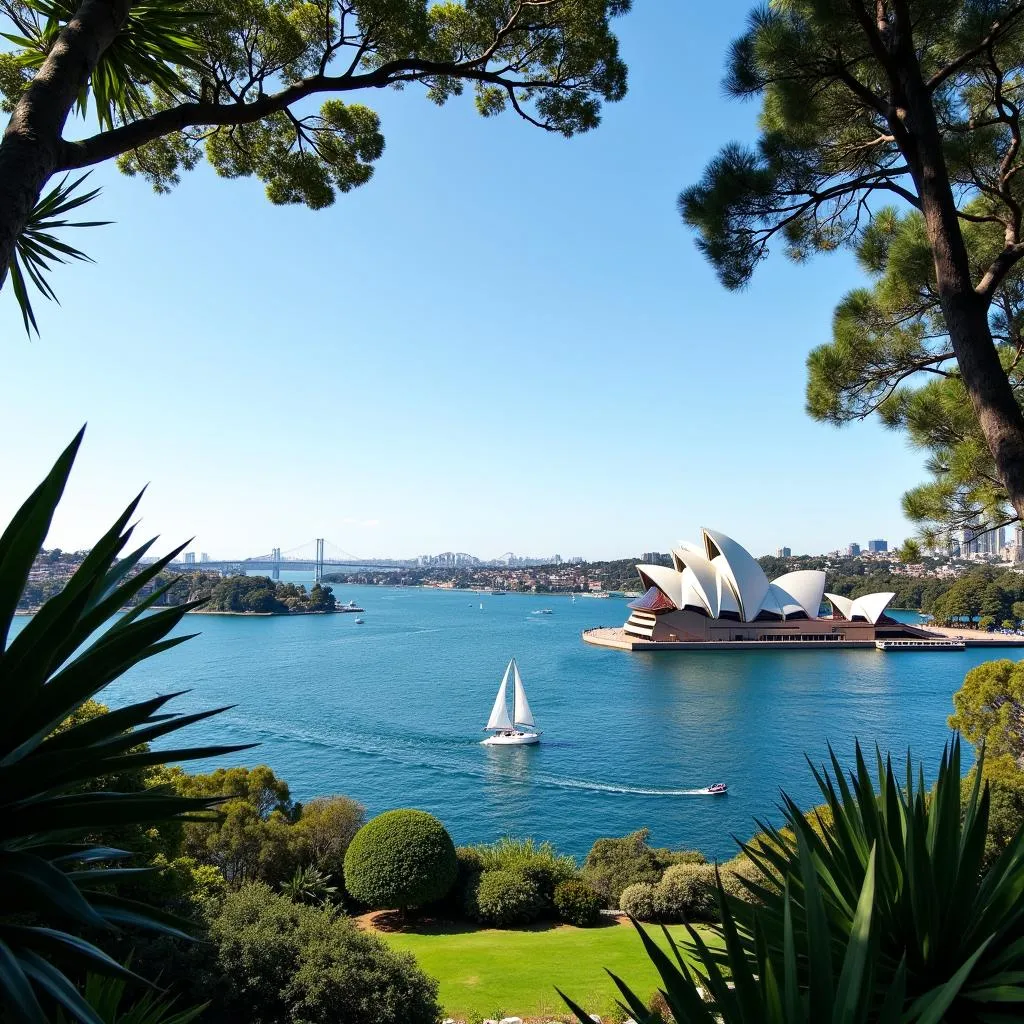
173;765;299;885
343;808;457;910
0;0;629;331
681;1;1024;536
288;794;365;883
950;657;1024;764
0;431;248;1023
896;537;922;563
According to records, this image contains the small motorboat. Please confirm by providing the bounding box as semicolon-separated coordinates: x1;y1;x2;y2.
706;782;728;795
354;617;364;624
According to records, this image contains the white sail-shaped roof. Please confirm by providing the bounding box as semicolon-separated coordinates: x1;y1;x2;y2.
760;584;786;619
485;662;513;731
850;592;895;624
718;573;741;617
676;550;721;618
772;570;826;619
637;564;683;609
512;661;535;728
702;528;771;622
825;592;854;618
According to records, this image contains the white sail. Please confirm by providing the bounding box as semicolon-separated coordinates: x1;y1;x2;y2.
512;660;535;728
485;661;514;731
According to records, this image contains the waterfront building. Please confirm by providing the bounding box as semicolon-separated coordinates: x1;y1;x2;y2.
615;529;916;645
867;539;888;553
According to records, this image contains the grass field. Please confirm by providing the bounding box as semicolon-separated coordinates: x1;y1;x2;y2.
377;918;714;1020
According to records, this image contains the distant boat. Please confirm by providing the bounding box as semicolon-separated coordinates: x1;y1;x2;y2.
479;602;484;610
571;594;576;604
541;609;553;615
481;658;540;746
354;617;364;624
705;783;728;795
491;590;507;596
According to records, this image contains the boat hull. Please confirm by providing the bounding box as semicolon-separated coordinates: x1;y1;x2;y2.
481;731;540;746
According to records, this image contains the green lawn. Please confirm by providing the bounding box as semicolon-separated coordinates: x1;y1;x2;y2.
378;919;715;1020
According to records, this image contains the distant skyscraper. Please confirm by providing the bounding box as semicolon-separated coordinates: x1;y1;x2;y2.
867;539;887;553
776;547;791;558
847;543;861;557
183;551;196;565
200;552;209;563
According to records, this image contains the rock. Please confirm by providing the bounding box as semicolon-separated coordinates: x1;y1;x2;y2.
499;1018;523;1024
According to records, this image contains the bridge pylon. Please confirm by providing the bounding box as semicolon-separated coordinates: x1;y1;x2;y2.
315;539;324;583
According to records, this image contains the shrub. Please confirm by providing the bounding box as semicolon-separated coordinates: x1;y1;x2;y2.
469;869;542;926
344;809;457;910
582;829;702;906
718;855;767;904
618;881;657;921
652;863;718;922
554;878;602;927
207;883;441;1024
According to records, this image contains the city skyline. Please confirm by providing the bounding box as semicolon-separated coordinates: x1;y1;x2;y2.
2;4;931;560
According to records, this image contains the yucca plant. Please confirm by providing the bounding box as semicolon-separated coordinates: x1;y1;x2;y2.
55;970;207;1024
729;738;1024;1019
563;738;1024;1022
0;429;251;1023
280;865;337;906
561;847;916;1023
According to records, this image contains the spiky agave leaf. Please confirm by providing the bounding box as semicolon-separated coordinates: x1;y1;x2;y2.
0;431;251;1023
721;739;1024;1019
8;173;109;335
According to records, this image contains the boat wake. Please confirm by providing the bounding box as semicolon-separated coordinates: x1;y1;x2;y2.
215;718;717;799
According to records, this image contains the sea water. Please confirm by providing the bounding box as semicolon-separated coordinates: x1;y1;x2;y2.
12;587;1014;860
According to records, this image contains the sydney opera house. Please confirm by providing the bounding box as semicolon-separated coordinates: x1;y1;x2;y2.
611;529;928;646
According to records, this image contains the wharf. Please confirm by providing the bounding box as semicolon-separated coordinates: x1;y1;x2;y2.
582;627;1024;652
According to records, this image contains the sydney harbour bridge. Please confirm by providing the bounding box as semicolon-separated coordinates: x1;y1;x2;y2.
167;539;410;582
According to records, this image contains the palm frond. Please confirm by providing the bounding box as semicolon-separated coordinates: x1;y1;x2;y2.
9;173;109;336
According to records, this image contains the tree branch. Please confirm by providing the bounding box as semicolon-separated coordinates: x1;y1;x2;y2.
57;57;571;169
927;3;1024;92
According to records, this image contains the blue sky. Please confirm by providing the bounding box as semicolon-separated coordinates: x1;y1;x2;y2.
0;2;928;561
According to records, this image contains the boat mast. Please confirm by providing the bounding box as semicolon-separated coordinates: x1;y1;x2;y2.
510;658;517;727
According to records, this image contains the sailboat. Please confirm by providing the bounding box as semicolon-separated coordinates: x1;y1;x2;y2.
481;658;540;746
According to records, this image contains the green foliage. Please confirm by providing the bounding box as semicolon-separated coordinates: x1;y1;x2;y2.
287;794;365;883
679;1;1024;538
566;738;1024;1021
471;836;577;910
651;863;717;924
344;809;457;910
280;864;337;905
582;828;704;906
55;971;207;1024
172;764;300;886
617;882;656;922
963;754;1024;871
950;658;1024;762
207;882;441;1024
467;868;542;927
0;431;247;1024
553;878;602;927
9;172;108;336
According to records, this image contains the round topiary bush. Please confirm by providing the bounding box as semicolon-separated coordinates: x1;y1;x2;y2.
470;869;541;926
344;809;457;910
618;881;657;921
653;863;717;922
553;878;602;927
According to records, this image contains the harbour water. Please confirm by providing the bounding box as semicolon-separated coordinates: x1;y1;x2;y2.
15;586;1016;860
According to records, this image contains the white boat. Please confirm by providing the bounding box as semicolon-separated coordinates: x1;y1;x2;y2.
354;617;364;624
481;658;540;746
